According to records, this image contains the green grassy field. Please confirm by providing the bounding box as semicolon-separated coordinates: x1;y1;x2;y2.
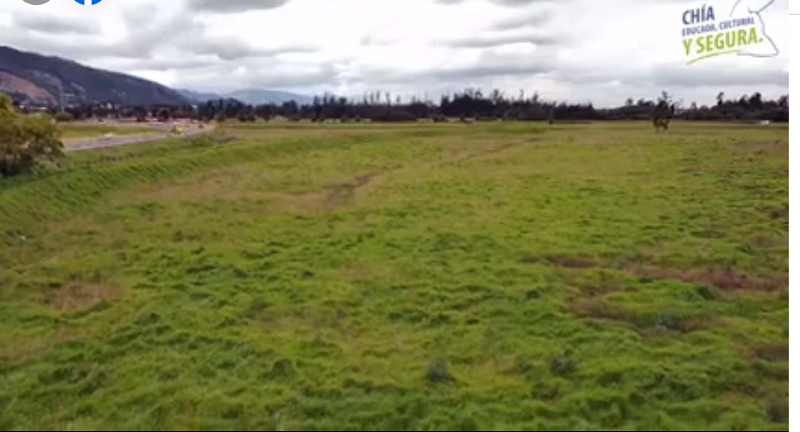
0;122;788;430
60;123;155;140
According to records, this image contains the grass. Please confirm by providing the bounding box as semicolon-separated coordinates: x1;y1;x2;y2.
60;124;155;140
0;121;788;430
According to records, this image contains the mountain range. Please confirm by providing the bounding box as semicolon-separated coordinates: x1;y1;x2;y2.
0;46;311;107
179;89;312;105
0;46;189;106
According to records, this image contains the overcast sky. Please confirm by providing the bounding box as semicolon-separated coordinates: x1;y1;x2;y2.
0;0;789;106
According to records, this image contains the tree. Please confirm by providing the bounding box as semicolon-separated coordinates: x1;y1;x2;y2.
660;91;673;105
0;94;64;177
157;108;172;122
737;95;749;108
653;91;675;132
748;92;763;109
717;92;726;107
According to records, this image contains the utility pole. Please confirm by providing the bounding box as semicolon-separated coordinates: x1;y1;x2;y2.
57;82;65;113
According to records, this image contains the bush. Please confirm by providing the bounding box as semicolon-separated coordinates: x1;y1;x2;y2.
54;112;75;123
425;357;453;384
54;112;74;123
0;94;64;178
549;350;578;377
766;396;789;423
370;110;418;123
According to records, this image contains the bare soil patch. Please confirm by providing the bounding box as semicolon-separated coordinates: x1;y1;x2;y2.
44;284;120;311
636;266;787;292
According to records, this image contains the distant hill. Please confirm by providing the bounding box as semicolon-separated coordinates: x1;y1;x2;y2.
228;89;312;105
179;88;312;105
176;89;227;104
0;46;190;106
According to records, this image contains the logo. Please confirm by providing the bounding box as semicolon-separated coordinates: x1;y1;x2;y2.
21;0;104;4
681;0;779;64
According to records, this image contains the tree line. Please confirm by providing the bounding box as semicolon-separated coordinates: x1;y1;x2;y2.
14;89;788;124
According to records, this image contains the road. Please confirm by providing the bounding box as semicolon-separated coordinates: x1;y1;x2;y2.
63;123;213;152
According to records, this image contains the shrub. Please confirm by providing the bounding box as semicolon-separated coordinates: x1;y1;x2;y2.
269;358;297;380
549;350;578;377
54;112;74;123
425;357;453;384
0;95;64;178
237;113;256;122
766;397;789;423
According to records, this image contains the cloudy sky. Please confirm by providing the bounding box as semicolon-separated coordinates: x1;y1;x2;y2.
0;0;789;106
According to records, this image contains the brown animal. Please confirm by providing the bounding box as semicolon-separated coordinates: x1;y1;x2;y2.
653;117;670;132
653;99;675;133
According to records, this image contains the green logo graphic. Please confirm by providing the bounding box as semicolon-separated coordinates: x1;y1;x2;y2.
681;0;779;64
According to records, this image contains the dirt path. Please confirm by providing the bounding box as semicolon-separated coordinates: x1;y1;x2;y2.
63;124;214;152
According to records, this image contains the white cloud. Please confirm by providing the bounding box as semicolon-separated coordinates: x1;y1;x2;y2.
0;0;789;106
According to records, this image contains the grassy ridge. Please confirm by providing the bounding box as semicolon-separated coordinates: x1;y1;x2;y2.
60;124;155;140
0;122;788;430
0;130;438;228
